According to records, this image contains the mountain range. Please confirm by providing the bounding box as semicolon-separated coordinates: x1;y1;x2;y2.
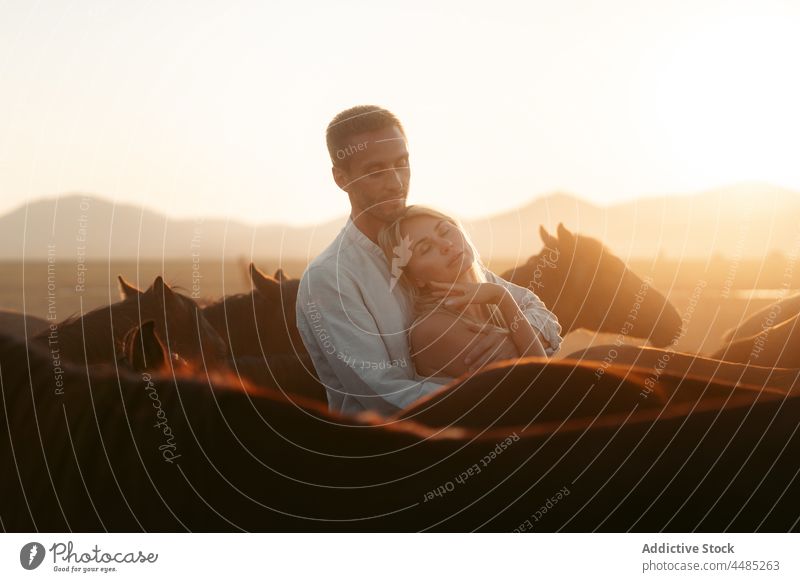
2;183;797;261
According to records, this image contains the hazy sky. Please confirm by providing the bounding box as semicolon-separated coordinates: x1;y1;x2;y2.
1;0;798;225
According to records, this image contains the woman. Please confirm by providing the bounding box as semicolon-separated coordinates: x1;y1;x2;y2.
378;205;560;380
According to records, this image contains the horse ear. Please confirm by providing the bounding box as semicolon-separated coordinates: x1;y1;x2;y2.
152;275;176;306
556;223;575;245
539;225;558;249
130;319;167;370
274;268;286;282
251;266;281;302
249;263;267;286
125;320;167;371
118;275;142;299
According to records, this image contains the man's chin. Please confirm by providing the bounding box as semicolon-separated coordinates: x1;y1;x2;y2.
373;200;407;222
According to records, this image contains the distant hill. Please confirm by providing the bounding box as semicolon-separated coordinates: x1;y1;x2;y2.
2;183;798;261
463;182;800;262
0;194;345;262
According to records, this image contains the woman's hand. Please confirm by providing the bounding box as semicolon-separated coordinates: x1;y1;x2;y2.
429;280;508;308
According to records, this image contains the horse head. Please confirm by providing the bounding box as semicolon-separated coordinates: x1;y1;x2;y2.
137;275;229;367
200;265;306;359
249;264;306;355
502;224;682;347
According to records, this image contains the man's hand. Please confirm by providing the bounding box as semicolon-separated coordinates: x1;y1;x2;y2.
462;321;520;372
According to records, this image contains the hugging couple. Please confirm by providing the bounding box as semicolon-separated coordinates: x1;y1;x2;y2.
296;105;562;417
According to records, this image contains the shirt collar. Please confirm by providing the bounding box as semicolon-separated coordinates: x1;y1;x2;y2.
343;215;386;260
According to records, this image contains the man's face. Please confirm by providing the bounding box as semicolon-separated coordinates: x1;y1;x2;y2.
332;125;410;223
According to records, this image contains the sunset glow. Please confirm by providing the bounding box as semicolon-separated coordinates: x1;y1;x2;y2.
0;0;798;226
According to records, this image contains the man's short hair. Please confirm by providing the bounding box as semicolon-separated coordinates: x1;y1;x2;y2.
326;105;406;168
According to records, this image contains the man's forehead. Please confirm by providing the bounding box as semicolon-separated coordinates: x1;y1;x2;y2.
348;124;405;145
345;127;407;159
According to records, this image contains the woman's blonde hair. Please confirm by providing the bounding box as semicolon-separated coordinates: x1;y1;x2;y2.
377;205;508;333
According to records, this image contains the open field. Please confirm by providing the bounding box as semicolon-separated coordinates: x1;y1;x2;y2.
2;256;796;357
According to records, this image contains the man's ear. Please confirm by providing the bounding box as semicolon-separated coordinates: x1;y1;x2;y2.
331;165;350;192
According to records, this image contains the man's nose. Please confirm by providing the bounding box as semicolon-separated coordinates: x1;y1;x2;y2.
386;168;404;190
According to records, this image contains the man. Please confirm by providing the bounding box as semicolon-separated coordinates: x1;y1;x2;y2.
296;105;562;417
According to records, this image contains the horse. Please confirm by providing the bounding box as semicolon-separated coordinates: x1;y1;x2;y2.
393;354;796;429
3;330;800;532
229;353;326;404
712;311;800;368
567;342;799;388
30;275;228;367
501;224;682;347
200;264;307;359
121;270;322;401
0;308;49;339
722;292;800;343
123;317;326;404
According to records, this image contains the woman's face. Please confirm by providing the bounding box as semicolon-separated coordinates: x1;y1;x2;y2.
400;214;474;287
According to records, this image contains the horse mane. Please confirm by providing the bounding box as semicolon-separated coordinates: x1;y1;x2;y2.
32;297;145;363
201;291;264;345
203;291;259;318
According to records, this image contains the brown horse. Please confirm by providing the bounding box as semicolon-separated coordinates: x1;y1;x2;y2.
31;275;228;367
230;354;326;404
0;309;49;339
394;354;796;429
501;224;682;347
564;344;798;391
123;317;326;404
122;271;322;401
712;311;800;368
3;330;800;532
200;264;307;359
722;292;800;343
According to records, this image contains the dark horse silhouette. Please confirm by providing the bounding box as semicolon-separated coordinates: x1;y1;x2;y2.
122;318;325;404
201;264;306;358
501;224;682;347
3;331;800;532
120;269;323;402
31;275;228;367
394;352;797;429
0;309;49;340
120;265;306;359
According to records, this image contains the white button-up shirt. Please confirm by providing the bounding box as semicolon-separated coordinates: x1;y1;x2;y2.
296;217;563;417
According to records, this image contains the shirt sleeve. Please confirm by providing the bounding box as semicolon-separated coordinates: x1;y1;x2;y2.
482;267;563;356
296;265;450;416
